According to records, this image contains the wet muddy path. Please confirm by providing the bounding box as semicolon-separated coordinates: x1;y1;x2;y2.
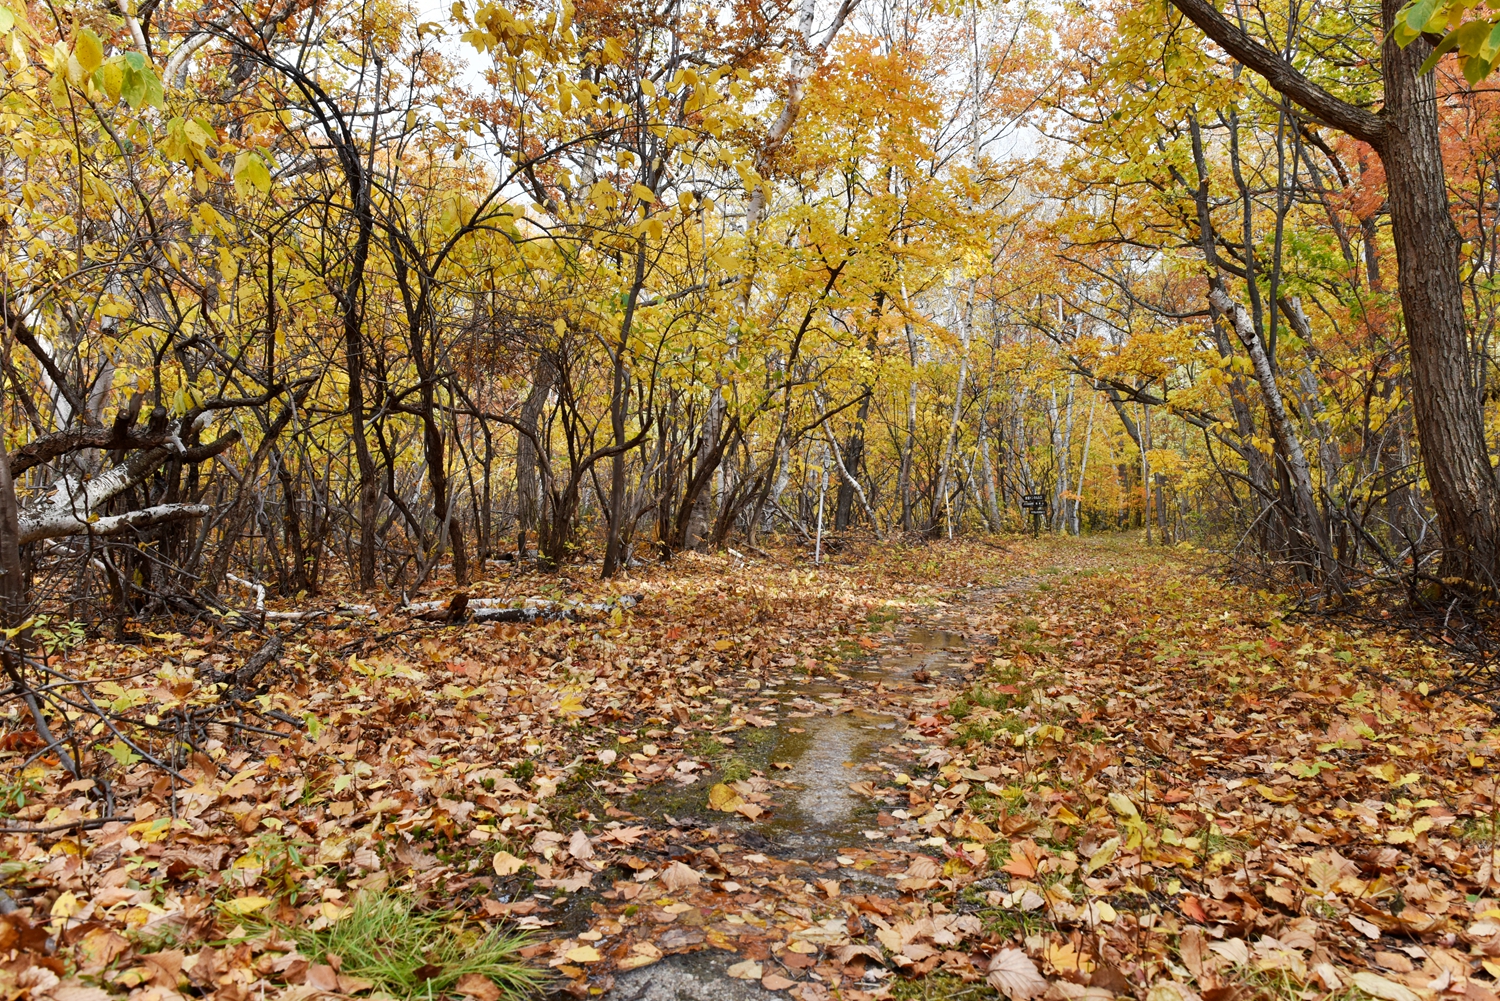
606;583;1026;999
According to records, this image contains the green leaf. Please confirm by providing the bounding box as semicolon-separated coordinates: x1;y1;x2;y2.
73;27;102;73
120;66;145;108
1418;30;1464;74
233;151;273;195
0;7;15;32
105;740;141;767
1403;0;1440;34
141;66;164;109
1453;18;1493;55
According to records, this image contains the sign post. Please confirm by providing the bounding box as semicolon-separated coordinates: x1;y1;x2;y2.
1021;493;1046;538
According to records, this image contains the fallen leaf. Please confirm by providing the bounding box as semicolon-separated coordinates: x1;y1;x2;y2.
568;829;594;860
1352;972;1421;1001
708;783;744;812
988;948;1048;1000
492;851;525;876
659;860;702;891
454;973;501;1001
219;895;271;915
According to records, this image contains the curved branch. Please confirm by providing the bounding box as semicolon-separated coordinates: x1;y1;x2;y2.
1166;0;1386;148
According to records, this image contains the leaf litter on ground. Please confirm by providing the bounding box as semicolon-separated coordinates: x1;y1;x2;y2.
2;538;1500;1001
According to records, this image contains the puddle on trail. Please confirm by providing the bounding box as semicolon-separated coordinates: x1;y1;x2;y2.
610;616;1000;999
752;709;893;856
619;621;978;854
907;626;968;651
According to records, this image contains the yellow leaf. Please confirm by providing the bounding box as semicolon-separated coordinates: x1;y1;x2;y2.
73;28;102;74
219;896;272;915
631;183;656;204
492;851;524;876
51;891;81;918
1256;784;1296;803
1107;793;1139;818
707;782;743;812
1086;836;1119;874
713;639;733;651
564;945;601;963
232;152;272;195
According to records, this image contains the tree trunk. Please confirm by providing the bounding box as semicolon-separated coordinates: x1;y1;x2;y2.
517;355;556;558
603;238;647;579
1378;0;1500;579
1213;290;1337;573
421;398;467;586
833;390;870;531
0;429;24;626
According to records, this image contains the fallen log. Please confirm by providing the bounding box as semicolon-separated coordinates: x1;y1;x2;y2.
406;593;641;624
415;593;469;622
208;635;283;691
264;604;379;622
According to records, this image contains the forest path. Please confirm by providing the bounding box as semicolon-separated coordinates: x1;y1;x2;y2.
601;567;1044;1000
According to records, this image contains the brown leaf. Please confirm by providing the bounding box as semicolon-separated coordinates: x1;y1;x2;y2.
142;950;185;988
50;985;114;1001
1001;840;1043;878
567;829;594;861
659;861;703;891
337;974;376;994
904;856;941;880
1179;926;1207;980
987;949;1048;1001
454;973;501;1001
304;964;339;992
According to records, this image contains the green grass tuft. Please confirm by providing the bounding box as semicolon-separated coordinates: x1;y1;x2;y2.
287;893;544;1000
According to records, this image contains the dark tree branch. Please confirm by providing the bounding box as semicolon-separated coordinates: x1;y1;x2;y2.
1166;0;1386;148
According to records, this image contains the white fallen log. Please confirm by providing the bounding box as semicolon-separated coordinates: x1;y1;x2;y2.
20;500;211;544
405;595;540;613
17;427;205;544
225;573;266;613
405;594;640;614
264;604;379;622
406;593;640;623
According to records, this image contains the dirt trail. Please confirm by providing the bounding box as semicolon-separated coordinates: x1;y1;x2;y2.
609;576;1029;999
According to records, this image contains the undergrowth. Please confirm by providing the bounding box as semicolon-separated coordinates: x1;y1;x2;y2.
285;893;544;1000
